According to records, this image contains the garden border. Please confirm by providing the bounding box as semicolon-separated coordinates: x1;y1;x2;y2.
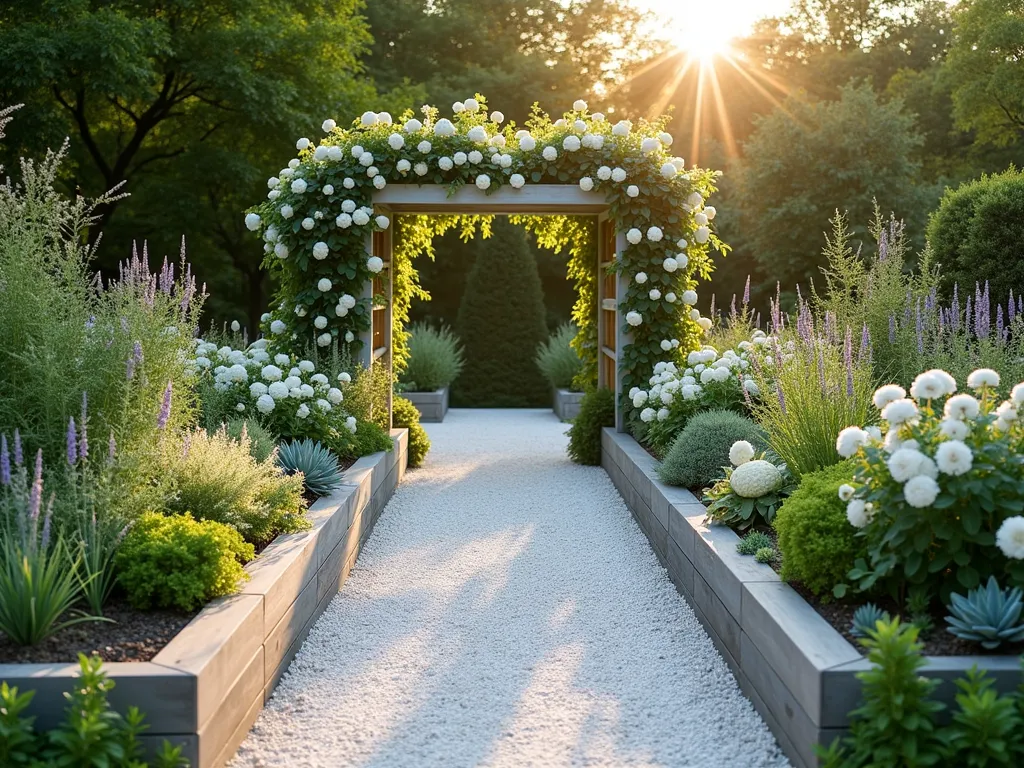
0;429;409;768
601;427;1021;768
404;386;449;422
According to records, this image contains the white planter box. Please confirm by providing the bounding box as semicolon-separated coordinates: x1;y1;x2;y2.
404;386;449;422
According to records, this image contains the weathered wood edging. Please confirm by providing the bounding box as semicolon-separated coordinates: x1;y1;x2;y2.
601;427;1019;768
1;428;409;768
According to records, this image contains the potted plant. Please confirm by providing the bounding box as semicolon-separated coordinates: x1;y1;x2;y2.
536;324;585;421
398;323;465;422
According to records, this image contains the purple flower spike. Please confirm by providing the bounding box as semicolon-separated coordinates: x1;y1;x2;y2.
915;298;924;355
66;417;77;465
157;382;173;429
13;429;22;466
844;327;854;397
730;294;737;319
743;276;751;306
40;497;53;551
776;382;787;415
889;314;896;344
0;435;9;486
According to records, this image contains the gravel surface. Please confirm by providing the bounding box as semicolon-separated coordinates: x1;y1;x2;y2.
233;409;789;768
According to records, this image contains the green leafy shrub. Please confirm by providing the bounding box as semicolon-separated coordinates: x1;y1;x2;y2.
567;388;615;465
946;577;1024;650
928;168;1024;306
115;511;253;612
455;220;550;407
161;428;306;545
658;410;765;490
774;460;866;598
943;667;1024;765
392;395;430;468
400;323;465;392
223;418;277;464
0;654;189;766
535;323;583;391
276;439;343;498
736;531;772;556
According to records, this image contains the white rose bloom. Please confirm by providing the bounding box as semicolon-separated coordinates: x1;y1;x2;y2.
434;119;456;137
316;333;332;347
944;393;980;420
256;394;276;414
611;167;627;182
935;440;973;476
612;120;632;136
314;315;328;330
301;217;315;231
872;384;907;410
352;210;370;225
327;387;344;405
836;426;869;458
997;517;1024;559
404;118;423;133
641;137;660;153
627;185;640;197
625;311;642;327
939;419;969;440
846;499;871;528
490;111;505;123
312;241;329;260
542;146;558;161
317;278;332;292
647;226;664;242
694;226;710;243
659;132;674;146
663;258;679;273
439;156;454;171
367;256;384;273
729;440;756;467
640;407;656;423
573;99;588;111
338;372;352;383
904;475;939;508
881;398;918;425
563;135;581;152
888;448;927;482
838;484;855;502
452;101;465;113
597;166;612;181
519;135;537;151
336;213;352;229
476;174;491;190
270;320;286;334
967;368;1000;389
510;174;526;189
296;137;310;151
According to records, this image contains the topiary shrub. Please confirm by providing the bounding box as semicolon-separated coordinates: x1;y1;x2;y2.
455;220;550;407
928;167;1024;303
536;323;583;391
567;388;615;465
400;323;465;392
774;459;866;598
658;410;765;490
115;512;253;612
392;395;430;468
222;418;277;463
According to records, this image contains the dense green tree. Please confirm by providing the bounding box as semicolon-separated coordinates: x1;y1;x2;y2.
943;0;1024;148
731;83;930;293
0;0;401;330
455;220;549;407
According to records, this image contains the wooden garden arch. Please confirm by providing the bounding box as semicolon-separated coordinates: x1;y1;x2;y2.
359;184;629;430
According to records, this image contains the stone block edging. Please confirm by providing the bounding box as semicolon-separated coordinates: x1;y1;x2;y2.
601;427;1019;768
552;388;584;421
404;387;449;422
0;429;409;768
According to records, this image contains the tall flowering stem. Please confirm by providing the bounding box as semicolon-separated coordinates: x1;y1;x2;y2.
157;382;173;429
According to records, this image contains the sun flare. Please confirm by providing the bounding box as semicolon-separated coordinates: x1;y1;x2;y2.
672;26;734;61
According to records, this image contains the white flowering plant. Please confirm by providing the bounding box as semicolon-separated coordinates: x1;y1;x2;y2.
633;342;757;455
189;338;360;457
837;369;1024;601
704;440;796;531
245;95;728;415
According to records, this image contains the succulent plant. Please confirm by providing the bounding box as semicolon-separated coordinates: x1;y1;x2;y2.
946;576;1024;650
737;531;773;556
276;439;343;498
754;546;777;565
851;603;891;638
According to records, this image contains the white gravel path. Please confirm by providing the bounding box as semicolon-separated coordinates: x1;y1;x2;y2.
232;409;789;768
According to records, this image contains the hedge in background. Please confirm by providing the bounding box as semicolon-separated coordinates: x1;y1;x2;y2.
929;167;1024;303
455;220;550;407
567;388;615;465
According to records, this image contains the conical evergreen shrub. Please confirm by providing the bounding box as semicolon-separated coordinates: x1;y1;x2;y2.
455;220;550;406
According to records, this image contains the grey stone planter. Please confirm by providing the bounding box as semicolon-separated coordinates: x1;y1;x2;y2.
404;386;449;423
601;428;1020;768
553;388;584;421
0;429;409;768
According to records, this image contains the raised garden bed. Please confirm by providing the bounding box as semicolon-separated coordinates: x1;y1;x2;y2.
602;427;1021;768
0;429;409;768
552;388;584;421
404;386;449;423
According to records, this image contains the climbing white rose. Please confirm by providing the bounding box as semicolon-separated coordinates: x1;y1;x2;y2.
244;213;261;231
367;256;384;273
729;460;782;498
312;242;329;260
476;174;491;190
625;311;642;327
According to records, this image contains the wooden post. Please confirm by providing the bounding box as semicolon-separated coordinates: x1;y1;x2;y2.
358;231;374;371
614;229;630;432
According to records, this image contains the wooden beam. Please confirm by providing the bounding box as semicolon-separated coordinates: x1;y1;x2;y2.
373;184;608;214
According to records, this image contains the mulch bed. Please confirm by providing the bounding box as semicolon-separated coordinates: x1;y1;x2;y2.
0;600;197;664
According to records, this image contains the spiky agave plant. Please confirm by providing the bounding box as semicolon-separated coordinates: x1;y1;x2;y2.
946;577;1024;650
851;603;891;638
276;439;343;498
